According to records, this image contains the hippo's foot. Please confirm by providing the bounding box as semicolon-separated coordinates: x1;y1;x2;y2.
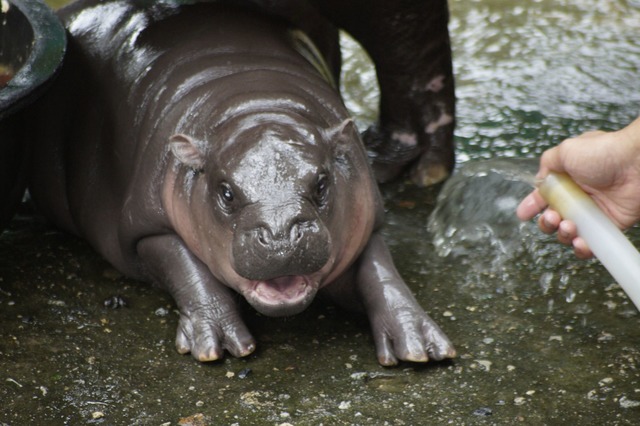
369;305;456;366
136;235;257;363
175;303;256;362
354;233;456;366
363;124;454;187
409;152;453;188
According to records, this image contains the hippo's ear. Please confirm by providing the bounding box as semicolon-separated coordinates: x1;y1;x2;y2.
169;134;205;170
323;118;357;143
324;119;358;172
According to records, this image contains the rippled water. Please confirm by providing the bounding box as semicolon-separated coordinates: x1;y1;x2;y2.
451;0;640;161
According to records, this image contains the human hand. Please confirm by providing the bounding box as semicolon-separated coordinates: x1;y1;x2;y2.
517;117;640;258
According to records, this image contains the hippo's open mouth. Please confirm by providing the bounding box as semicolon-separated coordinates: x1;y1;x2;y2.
246;275;318;317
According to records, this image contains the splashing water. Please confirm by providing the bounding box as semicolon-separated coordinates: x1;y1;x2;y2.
427;158;590;290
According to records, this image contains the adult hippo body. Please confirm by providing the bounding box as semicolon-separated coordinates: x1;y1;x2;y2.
28;0;455;365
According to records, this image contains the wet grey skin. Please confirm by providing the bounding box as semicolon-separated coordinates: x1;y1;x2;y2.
25;0;455;365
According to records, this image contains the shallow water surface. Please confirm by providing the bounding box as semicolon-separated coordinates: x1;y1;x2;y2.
1;0;640;424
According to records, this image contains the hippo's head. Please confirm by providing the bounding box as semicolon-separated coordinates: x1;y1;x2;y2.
168;114;379;317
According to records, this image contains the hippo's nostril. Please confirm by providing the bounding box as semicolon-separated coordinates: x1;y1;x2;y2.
257;227;271;246
252;220;315;249
290;222;303;242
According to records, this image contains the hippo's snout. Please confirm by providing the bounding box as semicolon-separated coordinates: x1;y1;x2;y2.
233;208;330;282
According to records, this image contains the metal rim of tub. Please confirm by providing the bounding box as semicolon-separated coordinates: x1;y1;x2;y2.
0;0;66;121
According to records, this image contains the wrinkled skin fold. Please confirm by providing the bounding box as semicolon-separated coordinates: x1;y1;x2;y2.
26;0;456;365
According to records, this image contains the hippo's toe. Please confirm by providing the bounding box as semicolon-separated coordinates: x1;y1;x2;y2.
174;308;256;362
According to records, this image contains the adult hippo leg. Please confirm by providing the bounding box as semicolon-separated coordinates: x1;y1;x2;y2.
356;234;455;366
137;235;256;362
309;0;455;186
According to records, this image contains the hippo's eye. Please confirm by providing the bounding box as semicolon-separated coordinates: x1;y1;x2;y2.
315;174;329;202
219;182;234;204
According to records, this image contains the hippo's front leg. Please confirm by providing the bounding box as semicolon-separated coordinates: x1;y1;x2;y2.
356;233;456;366
137;235;256;362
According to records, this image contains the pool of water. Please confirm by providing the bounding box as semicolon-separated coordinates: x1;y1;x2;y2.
1;0;639;424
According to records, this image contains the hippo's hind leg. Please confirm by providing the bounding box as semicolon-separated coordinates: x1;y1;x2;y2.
356;233;455;366
137;234;256;362
310;0;455;186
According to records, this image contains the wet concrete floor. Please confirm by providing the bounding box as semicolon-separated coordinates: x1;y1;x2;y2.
2;179;640;425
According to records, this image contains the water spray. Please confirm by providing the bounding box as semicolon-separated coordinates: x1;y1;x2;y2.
537;172;640;310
